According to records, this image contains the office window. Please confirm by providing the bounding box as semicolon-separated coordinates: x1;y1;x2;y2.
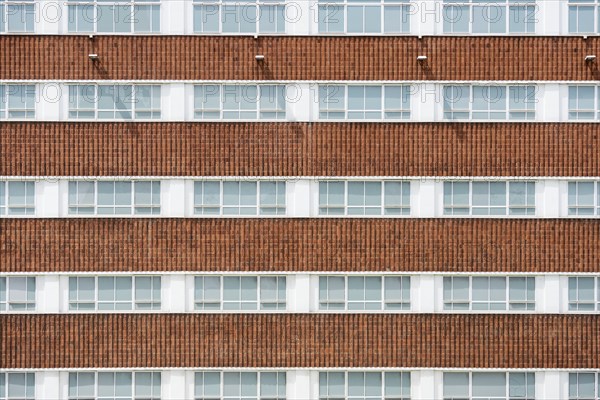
194;276;287;311
568;276;599;311
443;0;536;34
568;181;599;216
0;84;35;119
68;85;161;120
443;181;535;216
569;373;599;400
443;372;534;400
319;371;410;400
569;0;598;33
68;1;160;33
0;0;35;32
68;181;161;216
319;85;410;120
69;372;161;400
0;277;36;311
194;84;286;120
319;181;410;216
0;373;35;400
317;0;410;33
195;371;286;400
0;181;35;216
319;275;411;311
568;86;597;120
443;276;535;311
193;0;285;33
68;276;162;311
444;85;535;120
194;181;286;216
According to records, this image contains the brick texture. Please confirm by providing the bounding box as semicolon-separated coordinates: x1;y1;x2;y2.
1;219;599;273
1;36;600;80
2;122;600;177
1;314;598;369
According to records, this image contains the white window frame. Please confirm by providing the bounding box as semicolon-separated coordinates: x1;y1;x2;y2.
67;275;162;312
68;84;162;120
443;85;536;121
317;0;412;34
194;371;287;400
0;180;35;217
194;275;287;312
192;0;287;34
569;372;600;400
0;372;36;400
68;180;161;216
68;371;161;400
568;85;599;120
318;275;411;312
0;84;36;120
568;0;600;34
442;371;535;400
319;371;411;400
442;276;536;312
442;0;537;35
0;0;36;33
318;84;411;120
443;181;536;217
318;180;411;216
66;0;161;33
0;276;36;312
568;276;600;312
568;181;600;216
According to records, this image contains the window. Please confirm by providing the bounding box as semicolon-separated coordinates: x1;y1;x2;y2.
569;0;599;33
0;84;35;119
68;181;161;215
0;181;35;216
0;277;36;311
194;275;286;311
193;0;286;33
68;276;162;311
194;181;286;216
194;84;286;120
68;85;161;120
443;181;535;216
568;276;600;311
443;372;534;400
0;0;35;32
317;0;411;33
569;373;599;400
568;86;597;120
443;276;535;311
443;85;535;120
195;371;286;400
0;373;35;400
319;371;410;400
319;276;411;311
568;181;600;216
69;372;161;400
443;0;536;34
68;0;160;33
319;85;410;120
319;181;410;216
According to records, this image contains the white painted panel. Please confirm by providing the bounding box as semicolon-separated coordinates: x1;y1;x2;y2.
414;275;436;313
164;274;187;313
287;370;314;400
541;180;561;218
163;179;186;218
38;275;60;313
37;83;62;121
289;180;311;217
287;83;311;122
36;180;60;218
289;274;311;313
412;370;437;400
164;83;186;121
542;275;562;313
164;370;188;400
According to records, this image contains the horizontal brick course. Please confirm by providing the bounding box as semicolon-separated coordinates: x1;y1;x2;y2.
1;36;600;81
2;122;600;177
1;314;598;369
1;219;599;273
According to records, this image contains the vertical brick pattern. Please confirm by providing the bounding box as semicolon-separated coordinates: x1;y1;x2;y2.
1;314;598;369
1;219;599;273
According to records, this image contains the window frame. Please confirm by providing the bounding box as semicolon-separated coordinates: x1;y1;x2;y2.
568;181;600;216
318;275;412;312
568;276;600;312
442;371;535;400
0;180;36;217
443;181;536;217
194;371;287;400
0;276;36;312
569;372;600;400
443;84;536;121
318;371;411;400
317;0;412;34
192;0;287;34
0;0;36;33
0;84;36;120
66;0;161;33
442;276;536;312
68;371;161;400
568;0;600;34
0;372;36;400
68;275;162;312
194;275;287;312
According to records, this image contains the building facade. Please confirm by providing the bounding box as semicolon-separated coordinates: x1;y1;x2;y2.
1;1;600;399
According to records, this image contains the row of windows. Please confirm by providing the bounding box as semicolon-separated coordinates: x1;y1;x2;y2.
5;180;600;218
4;275;600;313
7;83;600;122
69;372;161;400
442;372;535;400
7;0;600;35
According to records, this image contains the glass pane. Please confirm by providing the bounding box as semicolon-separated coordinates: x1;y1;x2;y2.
472;373;506;397
443;373;469;397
